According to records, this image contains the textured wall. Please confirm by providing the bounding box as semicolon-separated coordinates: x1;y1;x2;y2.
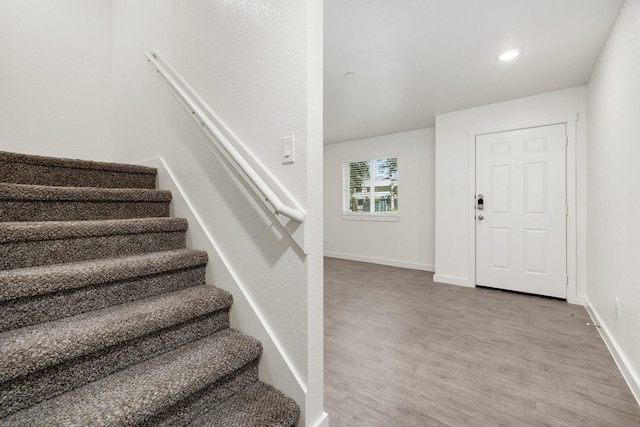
111;1;324;424
0;1;325;423
587;0;640;399
434;86;588;297
0;0;113;161
324;128;435;271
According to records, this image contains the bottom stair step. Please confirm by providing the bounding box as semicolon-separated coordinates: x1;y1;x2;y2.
0;330;262;427
189;381;300;427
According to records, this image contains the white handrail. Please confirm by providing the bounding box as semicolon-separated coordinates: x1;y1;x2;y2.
145;51;304;224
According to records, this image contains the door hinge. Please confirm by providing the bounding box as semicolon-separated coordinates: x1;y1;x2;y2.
565;136;569;147
566;275;569;286
565;205;568;216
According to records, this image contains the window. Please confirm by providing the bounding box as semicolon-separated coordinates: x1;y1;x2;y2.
343;157;398;215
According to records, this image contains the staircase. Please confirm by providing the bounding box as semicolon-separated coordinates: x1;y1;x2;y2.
0;151;300;426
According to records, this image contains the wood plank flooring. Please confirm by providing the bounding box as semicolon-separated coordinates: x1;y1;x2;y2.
324;257;640;426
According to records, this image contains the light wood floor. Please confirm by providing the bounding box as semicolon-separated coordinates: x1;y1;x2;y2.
324;257;640;427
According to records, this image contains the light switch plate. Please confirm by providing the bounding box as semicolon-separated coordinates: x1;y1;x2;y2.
282;136;295;164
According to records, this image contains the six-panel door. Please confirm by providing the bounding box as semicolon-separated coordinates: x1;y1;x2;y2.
475;124;567;299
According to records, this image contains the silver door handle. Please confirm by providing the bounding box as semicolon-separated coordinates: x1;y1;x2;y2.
477;214;484;220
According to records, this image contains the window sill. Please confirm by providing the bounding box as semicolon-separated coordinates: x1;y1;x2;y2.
341;213;400;222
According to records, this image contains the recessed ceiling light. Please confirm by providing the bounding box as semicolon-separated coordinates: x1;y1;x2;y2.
345;72;356;79
499;49;521;61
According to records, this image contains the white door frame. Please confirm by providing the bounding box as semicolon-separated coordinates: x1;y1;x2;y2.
467;113;580;304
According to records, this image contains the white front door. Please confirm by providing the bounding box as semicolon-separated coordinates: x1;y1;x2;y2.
475;124;567;299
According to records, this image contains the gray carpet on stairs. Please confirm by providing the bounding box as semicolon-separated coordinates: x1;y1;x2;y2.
0;218;189;270
0;330;263;426
0;150;157;189
0;308;232;418
191;381;302;427
0;182;172;221
0;249;208;301
0;250;209;331
0;151;300;426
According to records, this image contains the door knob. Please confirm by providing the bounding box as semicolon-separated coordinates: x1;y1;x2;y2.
477;214;484;220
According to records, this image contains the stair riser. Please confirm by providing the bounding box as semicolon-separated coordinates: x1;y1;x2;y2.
0;161;156;189
0;266;206;332
0;309;231;419
189;382;300;427
149;360;260;427
0;200;170;222
0;231;187;270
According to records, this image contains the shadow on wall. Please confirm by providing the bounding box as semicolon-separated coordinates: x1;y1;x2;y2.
160;101;304;268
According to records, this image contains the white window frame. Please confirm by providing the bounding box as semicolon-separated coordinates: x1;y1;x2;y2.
341;156;399;222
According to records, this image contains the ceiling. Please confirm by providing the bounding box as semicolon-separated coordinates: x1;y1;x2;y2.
324;0;624;144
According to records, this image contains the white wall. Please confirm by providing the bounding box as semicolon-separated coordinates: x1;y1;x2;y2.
434;86;588;301
586;0;640;401
0;0;113;161
111;1;324;425
324;128;435;271
305;0;327;424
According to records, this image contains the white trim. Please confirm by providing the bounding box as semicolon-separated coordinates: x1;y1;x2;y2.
467;113;580;303
340;213;400;222
573;295;587;306
139;158;308;417
325;251;434;272
565;117;579;304
469;113;578;137
310;412;329;427
341;153;399;165
433;274;474;288
584;298;640;405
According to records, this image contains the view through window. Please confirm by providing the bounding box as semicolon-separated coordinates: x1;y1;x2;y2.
343;157;398;214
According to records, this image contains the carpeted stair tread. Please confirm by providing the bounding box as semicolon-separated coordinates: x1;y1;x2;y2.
0;183;171;202
189;381;300;427
0;217;188;244
0;329;262;427
0;183;172;221
0;218;189;270
0;249;209;332
0;249;208;302
0;151;157;175
0;150;157;189
0;285;233;383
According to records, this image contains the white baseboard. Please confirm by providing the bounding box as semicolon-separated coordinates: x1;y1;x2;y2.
433;274;474;288
324;251;434;272
569;294;586;306
310;412;329;427
584;298;640;405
